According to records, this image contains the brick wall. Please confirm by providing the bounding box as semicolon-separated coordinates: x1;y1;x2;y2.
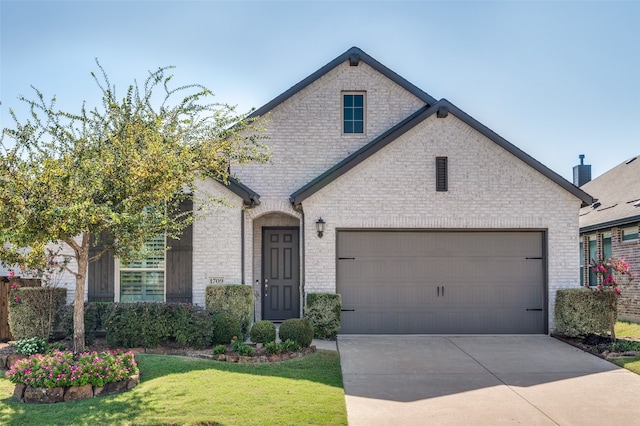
612;224;640;322
299;113;583;329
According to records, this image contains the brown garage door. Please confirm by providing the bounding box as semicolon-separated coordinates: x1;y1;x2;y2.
337;231;546;334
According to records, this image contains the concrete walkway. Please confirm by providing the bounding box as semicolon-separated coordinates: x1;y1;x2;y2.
338;335;640;425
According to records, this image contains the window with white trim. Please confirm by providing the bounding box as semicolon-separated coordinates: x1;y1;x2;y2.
117;234;166;302
343;92;365;134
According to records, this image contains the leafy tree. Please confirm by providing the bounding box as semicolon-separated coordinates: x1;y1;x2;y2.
0;62;269;353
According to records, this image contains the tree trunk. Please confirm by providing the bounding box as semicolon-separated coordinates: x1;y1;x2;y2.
73;233;90;354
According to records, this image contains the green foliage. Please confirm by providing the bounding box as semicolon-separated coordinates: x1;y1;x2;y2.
281;339;302;352
611;340;640;352
555;288;616;337
171;304;216;349
5;349;138;388
264;341;282;355
304;293;341;339
11;337;47;356
205;284;253;337
213;344;226;355
278;318;314;348
8;287;67;341
211;313;242;346
104;303;173;348
236;344;255;357
0;61;269;352
250;320;276;344
103;303;218;349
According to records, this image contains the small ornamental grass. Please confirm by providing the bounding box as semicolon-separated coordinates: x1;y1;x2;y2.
5;350;138;388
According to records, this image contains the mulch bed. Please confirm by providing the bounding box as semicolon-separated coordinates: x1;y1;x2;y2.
551;332;640;359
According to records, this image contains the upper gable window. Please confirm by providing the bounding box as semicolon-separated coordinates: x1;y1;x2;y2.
343;92;365;134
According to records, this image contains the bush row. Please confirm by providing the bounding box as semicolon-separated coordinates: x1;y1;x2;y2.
555;288;616;337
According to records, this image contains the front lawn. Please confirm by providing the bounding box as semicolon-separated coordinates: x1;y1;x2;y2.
610;356;640;375
0;350;347;425
615;321;640;339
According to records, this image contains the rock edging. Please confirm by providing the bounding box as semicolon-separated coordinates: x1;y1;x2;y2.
13;374;140;403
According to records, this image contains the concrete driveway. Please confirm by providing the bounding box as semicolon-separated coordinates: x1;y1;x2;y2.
338;335;640;425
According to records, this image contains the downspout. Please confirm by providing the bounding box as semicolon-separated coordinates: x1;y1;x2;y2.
241;209;245;285
292;202;305;318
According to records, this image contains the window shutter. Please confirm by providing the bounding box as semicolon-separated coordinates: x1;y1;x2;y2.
166;199;193;303
88;231;115;302
436;157;448;192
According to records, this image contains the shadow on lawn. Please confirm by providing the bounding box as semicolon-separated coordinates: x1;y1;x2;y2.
137;349;343;387
0;351;341;425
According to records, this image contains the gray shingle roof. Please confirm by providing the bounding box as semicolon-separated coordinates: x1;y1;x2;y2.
579;155;640;232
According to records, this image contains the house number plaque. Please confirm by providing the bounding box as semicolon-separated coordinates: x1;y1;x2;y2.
209;277;224;285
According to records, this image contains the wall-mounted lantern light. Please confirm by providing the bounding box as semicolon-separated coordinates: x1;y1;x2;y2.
315;218;325;238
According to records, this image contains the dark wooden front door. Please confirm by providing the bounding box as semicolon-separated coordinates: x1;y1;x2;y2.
263;227;300;321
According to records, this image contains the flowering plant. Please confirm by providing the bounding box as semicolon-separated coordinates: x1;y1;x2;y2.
11;337;47;356
588;256;635;339
5;350;138;388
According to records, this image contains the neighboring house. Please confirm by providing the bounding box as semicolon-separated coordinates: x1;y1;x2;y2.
577;154;640;322
5;47;593;334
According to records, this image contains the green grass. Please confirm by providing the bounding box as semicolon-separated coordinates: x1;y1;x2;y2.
610;357;640;374
0;350;347;425
615;321;640;339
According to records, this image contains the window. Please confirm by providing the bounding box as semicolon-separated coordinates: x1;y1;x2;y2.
436;157;448;192
622;225;639;242
343;93;364;134
118;234;165;302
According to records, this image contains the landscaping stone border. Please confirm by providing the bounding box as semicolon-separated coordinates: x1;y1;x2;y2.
12;374;139;403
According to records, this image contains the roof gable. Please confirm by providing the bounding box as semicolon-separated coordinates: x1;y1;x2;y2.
248;47;437;119
222;176;260;206
579;155;640;232
290;99;593;206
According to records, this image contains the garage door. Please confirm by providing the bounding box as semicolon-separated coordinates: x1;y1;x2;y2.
337;231;546;334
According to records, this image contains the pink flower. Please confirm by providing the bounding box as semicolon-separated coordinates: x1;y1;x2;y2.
13;297;19;303
8;271;15;280
615;287;622;295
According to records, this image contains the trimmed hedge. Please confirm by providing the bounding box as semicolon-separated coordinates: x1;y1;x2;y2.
103;303;227;349
211;313;242;345
205;285;253;337
250;320;276;344
555;288;616;337
304;293;341;339
9;287;67;341
278;318;314;348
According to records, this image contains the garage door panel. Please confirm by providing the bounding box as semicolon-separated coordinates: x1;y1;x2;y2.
337;231;546;334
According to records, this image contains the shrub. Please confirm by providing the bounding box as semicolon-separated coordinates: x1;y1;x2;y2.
555;288;614;337
205;285;253;338
278;318;314;347
250;320;276;344
281;339;301;352
9;287;67;341
104;303;173;348
12;337;47;356
264;341;281;355
5;349;138;388
236;344;255;357
171;304;216;349
304;293;341;339
211;313;242;345
213;344;226;355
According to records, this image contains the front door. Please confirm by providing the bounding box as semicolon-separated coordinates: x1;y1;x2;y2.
262;227;300;321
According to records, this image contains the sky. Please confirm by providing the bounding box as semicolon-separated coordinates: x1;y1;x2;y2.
1;0;639;182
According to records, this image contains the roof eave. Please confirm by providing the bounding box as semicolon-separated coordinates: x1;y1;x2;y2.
580;214;640;233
